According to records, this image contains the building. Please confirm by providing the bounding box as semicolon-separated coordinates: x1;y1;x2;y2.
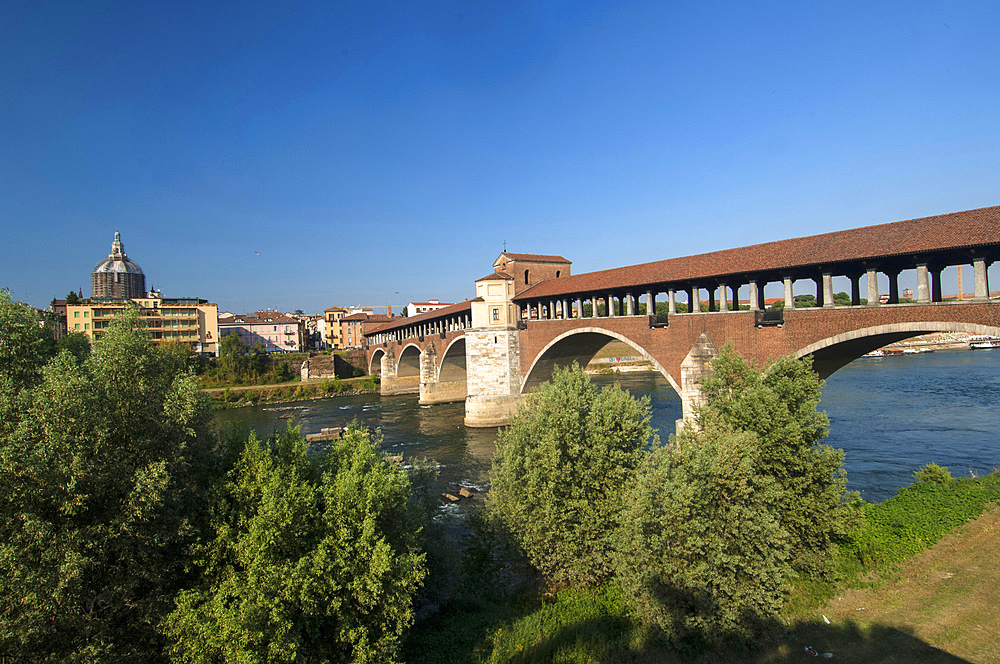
323;306;348;349
341;312;394;349
218;311;306;353
91;231;146;300
405;300;454;318
66;291;219;355
492;252;571;294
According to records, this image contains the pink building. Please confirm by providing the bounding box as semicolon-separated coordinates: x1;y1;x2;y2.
218;311;305;353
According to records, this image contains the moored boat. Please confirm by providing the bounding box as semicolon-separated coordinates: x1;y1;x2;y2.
968;335;1000;349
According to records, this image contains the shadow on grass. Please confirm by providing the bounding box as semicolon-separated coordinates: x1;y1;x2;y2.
404;606;974;664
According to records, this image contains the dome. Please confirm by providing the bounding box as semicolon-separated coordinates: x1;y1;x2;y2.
91;231;147;300
93;231;144;275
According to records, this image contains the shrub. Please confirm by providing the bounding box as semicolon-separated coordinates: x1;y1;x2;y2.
697;345;855;574
914;462;952;484
616;421;790;645
489;364;654;586
166;424;426;664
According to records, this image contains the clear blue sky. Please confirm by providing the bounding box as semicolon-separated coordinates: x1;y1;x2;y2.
2;1;998;313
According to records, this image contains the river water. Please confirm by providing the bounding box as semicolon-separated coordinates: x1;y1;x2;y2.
216;349;1000;503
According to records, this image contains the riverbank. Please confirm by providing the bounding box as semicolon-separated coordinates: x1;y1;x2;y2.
405;470;1000;663
204;375;379;409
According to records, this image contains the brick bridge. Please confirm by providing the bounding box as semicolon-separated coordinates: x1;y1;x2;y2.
365;206;1000;429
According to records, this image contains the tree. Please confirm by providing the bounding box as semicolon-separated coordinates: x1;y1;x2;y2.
616;421;789;645
166;424;426;664
0;305;217;662
65;290;80;305
833;291;852;306
56;331;92;364
696;345;855;573
489;364;655;585
218;331;249;382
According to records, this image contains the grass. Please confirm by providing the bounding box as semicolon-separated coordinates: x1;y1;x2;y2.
403;469;1000;663
204;374;380;409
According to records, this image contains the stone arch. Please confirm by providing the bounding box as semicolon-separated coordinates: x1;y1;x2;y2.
397;343;422;378
438;336;467;383
368;348;386;375
521;327;681;395
794;321;1000;378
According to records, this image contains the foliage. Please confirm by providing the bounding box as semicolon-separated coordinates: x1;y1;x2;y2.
0;289;55;393
841;470;1000;575
489;364;654;586
615;421;790;645
0;305;216;663
914;461;953;484
697;345;855;574
833;290;852;306
65;290;80;305
166;423;426;664
56;331;92;364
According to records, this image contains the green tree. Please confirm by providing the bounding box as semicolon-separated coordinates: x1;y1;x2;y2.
489;364;655;585
697;345;855;573
56;331;92;364
0;289;56;394
66;290;80;305
166;424;426;664
0;305;216;662
616;421;789;644
833;291;852;306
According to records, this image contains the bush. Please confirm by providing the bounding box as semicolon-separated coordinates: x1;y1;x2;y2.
489;364;654;586
914;462;952;484
697;345;855;574
615;421;790;645
166;424;426;664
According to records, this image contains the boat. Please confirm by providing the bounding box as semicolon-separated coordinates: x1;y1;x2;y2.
862;349;884;357
968;335;1000;349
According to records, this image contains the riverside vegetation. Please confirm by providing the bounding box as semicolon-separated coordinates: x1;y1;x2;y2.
2;289;997;662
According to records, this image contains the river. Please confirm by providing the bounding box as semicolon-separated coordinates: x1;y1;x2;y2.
215;348;1000;503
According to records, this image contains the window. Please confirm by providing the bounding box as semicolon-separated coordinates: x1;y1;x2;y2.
492;308;500;321
74;323;80;330
84;323;89;330
84;311;89;317
556;270;561;278
73;311;79;318
524;269;529;284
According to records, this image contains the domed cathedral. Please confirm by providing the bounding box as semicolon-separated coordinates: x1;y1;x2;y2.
91;231;146;300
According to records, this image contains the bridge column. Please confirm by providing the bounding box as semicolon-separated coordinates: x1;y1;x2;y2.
916;263;931;303
823;273;835;308
575;298;582;319
866;269;880;305
887;269;901;304
678;333;719;434
813;277;824;307
783;277;795;309
974;257;990;301
719;283;729;312
647;291;655;315
668;289;676;314
931;267;943;302
625;294;634;316
749;281;760;311
608;293;616;317
849;272;862;305
692;287;702;313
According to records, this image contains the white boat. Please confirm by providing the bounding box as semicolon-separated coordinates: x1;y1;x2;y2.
968;335;1000;349
862;349;884;357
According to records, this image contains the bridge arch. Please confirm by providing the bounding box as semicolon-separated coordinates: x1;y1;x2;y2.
795;322;1000;378
397;343;422;378
369;348;386;375
521;327;681;395
438;336;467;383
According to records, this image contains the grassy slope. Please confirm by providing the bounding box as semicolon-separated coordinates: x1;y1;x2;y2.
405;475;1000;664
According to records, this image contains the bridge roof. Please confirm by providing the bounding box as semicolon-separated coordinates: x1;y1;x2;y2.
514;206;1000;300
365;299;474;336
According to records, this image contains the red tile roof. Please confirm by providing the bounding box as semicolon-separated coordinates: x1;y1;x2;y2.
365;299;474;335
515;206;1000;300
497;252;570;264
475;271;514;282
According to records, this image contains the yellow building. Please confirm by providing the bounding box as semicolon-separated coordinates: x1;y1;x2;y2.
66;292;220;355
